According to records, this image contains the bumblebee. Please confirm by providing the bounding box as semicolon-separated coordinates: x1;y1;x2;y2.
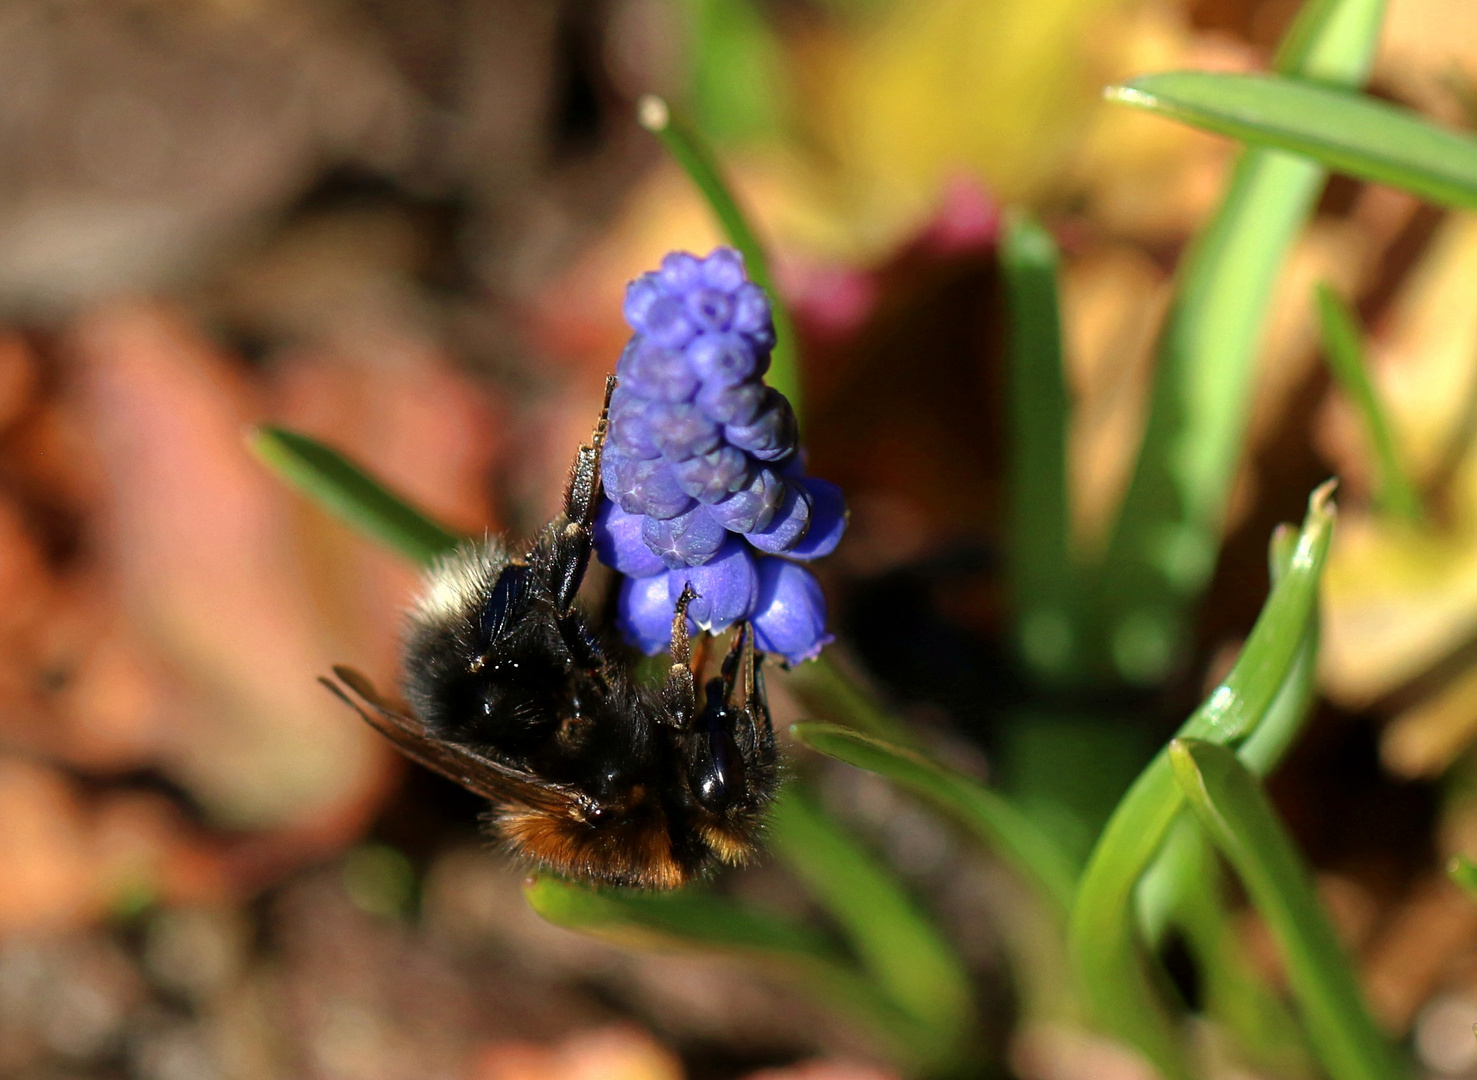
324;378;779;889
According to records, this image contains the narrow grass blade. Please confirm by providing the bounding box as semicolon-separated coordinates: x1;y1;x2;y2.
250;426;462;567
791;722;1076;918
1169;739;1407;1080
524;877;928;1063
638;94;802;416
1449;855;1477;901
1135;525;1321;1072
1096;0;1384;686
1107;72;1477;210
785;654;917;745
1315;284;1422;520
1070;483;1336;1079
1137;819;1314;1075
766;786;975;1052
1001;215;1076;682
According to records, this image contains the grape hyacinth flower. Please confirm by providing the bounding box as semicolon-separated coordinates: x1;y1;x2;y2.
593;247;846;664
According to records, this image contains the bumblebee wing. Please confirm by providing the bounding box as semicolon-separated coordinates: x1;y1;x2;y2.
320;665;582;817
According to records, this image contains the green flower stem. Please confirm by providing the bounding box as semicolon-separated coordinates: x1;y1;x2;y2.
638;94;802;418
1169;740;1408;1080
1069;483;1336;1079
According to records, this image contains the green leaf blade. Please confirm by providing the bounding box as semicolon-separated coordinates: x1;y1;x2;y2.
1169;739;1407;1080
1315;284;1422;520
524;876;931;1064
250;425;462;567
1097;0;1385;685
1071;483;1337;1079
1449;855;1477;902
766;787;975;1045
1001;214;1077;682
1107;71;1477;209
790;722;1077;918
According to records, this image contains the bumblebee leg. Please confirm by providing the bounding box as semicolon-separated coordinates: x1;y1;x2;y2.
662;584;698;729
744;630;774;751
542;375;616;617
718;623;749;706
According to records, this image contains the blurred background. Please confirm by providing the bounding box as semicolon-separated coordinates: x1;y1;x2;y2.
1;0;1476;1078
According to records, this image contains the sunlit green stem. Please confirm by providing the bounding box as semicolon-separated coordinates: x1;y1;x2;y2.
638;94;802;417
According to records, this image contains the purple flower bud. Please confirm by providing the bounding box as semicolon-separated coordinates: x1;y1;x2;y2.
617;338;698;403
608;389;661;459
643;297;697;350
642;503;727;568
696;379;767;426
623;273;662;333
649;402;721;462
747;481;812;554
667;537;758;632
786;477;847;560
602;452;694;520
659;251;703;294
685;289;735;332
671;445;750;503
732;282;776;351
593;500;667;578
701;248;747;292
709;466;785;533
617;572;675;655
752;558;833;664
725;390;797;462
686;333;759;387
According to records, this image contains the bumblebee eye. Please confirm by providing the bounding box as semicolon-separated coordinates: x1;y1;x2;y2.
481;564;531;644
695;728;744;811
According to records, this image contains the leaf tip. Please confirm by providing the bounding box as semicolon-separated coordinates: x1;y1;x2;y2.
1309;477;1340;519
637;94;670;133
1103;81;1155;109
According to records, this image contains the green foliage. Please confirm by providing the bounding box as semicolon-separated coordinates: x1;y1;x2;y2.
1094;0;1385;685
684;0;787;144
1451;855;1477;901
1000;215;1077;682
791;723;1076;918
1108;71;1477;210
1315;283;1423;520
1170;739;1407;1080
523;876;935;1064
250;426;459;567
1070;485;1336;1079
768;788;976;1057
